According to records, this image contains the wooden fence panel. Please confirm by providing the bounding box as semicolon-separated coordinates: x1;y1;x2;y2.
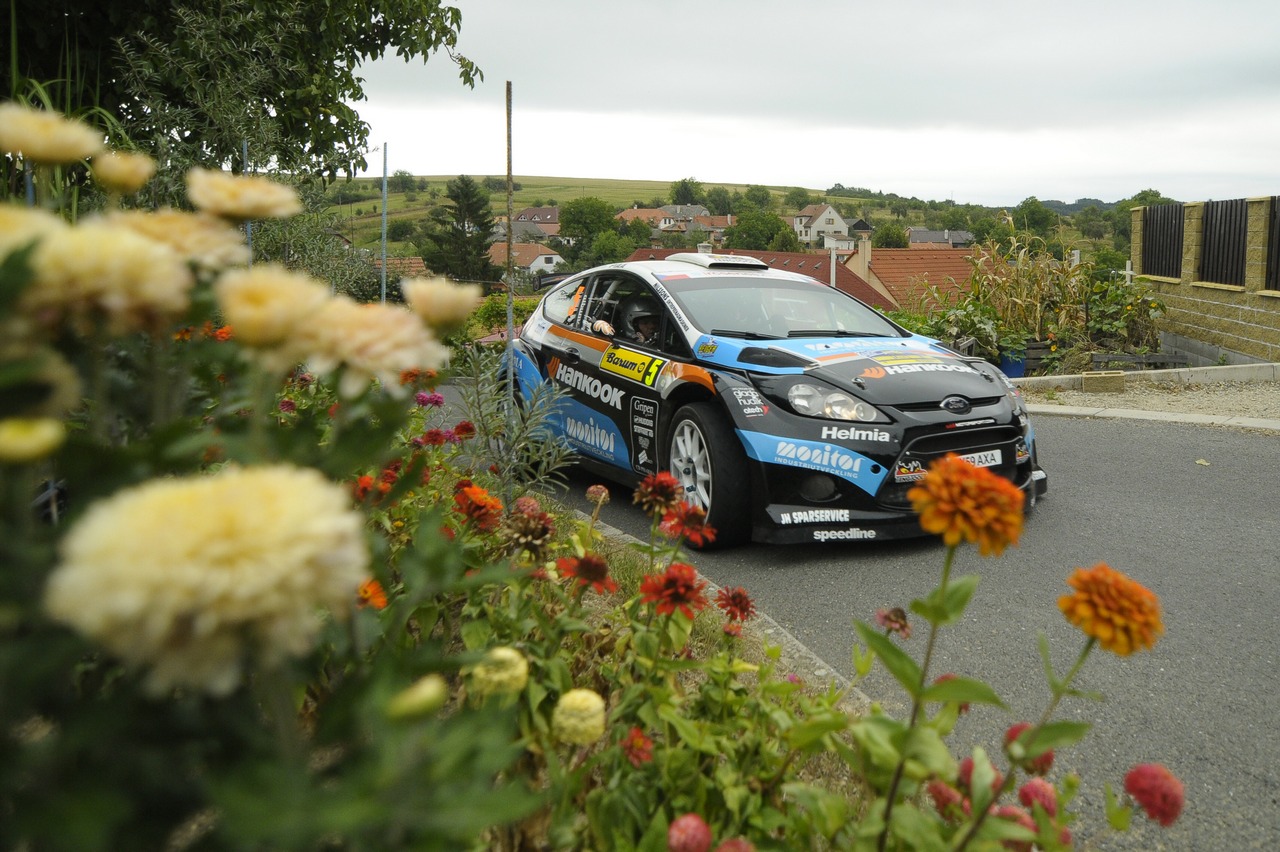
1199;198;1247;286
1142;204;1183;279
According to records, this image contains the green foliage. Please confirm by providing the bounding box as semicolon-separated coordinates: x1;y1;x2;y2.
669;177;705;206
418;175;499;283
722;208;789;250
873;222;910;248
738;185;774;212
784;187;816;210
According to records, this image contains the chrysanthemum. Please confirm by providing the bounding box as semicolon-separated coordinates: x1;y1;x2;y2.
105;209;249;273
666;814;712;852
639;562;709;620
557;553;617;595
715;586;757;622
1124;762;1184;827
503;497;556;560
291;296;449;398
0;103;102;164
551;688;606;745
43;465;368;696
621;726;653;767
907;453;1025;556
92;150;156;194
213;264;330;355
468;647;529;698
0;417;66;463
633;471;684;517
1058;562;1163;655
586;484;610;506
660;502;717;548
401;276;483;335
186;167;302;221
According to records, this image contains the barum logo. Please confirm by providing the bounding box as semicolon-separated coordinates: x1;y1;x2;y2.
821;425;891;442
555;364;625;409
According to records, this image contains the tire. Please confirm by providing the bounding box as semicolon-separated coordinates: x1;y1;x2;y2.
666;402;752;548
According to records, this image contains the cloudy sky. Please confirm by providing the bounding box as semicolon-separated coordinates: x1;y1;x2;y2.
352;0;1280;207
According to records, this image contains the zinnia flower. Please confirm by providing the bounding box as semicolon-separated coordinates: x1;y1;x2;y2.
586;484;610;505
621;726;653;767
875;606;911;639
558;553;617;595
1058;562;1163;656
907;453;1025;556
1004;721;1054;775
667;814;712;852
453;484;503;531
551;688;606;745
357;579;388;609
1124;762;1184;827
468;647;529;698
715;586;756;622
1018;777;1058;817
639;562;709;620
0;417;66;463
186;167;303;220
92;150;156;194
401;276;483;335
106;209;250;273
43;465;368;696
660;502;717;548
633;471;684;517
0;103;102;164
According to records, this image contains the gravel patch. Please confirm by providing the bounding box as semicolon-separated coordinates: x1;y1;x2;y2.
1019;379;1280;420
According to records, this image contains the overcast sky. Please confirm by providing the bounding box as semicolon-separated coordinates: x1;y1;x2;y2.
351;0;1280;207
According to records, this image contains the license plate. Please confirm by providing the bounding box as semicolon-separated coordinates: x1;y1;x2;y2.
960;449;1002;468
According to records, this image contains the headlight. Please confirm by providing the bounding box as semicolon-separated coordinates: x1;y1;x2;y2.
786;382;887;423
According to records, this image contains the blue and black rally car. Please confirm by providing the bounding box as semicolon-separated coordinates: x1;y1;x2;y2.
508;252;1047;547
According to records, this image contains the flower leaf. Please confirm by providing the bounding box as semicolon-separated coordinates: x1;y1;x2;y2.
1024;720;1092;757
910;574;979;626
920;674;1006;710
854;622;922;699
1105;782;1133;831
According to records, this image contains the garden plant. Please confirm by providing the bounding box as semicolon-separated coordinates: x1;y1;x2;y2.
0;102;1185;850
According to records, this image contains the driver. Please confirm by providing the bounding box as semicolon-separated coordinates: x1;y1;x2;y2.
592;296;661;345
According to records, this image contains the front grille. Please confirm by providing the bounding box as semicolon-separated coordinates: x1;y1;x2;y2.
877;426;1023;510
893;396;1004;413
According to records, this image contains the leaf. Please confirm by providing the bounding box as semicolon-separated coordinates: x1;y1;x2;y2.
1105;782;1133;831
920;674;1006;710
1023;720;1092;757
1195;458;1211;466
854;622;922;699
910;574;979;626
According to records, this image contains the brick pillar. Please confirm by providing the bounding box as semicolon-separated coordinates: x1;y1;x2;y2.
1245;197;1270;292
1181;202;1203;284
1131;206;1144;275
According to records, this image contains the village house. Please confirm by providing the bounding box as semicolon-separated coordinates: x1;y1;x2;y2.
791;203;848;246
487;242;565;275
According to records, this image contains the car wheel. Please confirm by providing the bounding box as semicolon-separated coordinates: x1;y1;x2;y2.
666;402;751;548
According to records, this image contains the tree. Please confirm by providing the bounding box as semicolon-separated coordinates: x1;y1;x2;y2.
386;219;417;242
669;177;705;206
737;185;774;212
419;175;498;283
784;187;815;210
872;222;909;248
768;228;803;252
559;197;617;262
1073;205;1108;241
1013;197;1058;238
705;186;733;216
622;218;653;245
389;170;417;193
581;232;636;267
723;209;790;250
4;0;479;180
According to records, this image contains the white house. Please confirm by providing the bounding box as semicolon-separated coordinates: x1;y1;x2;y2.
792;203;848;245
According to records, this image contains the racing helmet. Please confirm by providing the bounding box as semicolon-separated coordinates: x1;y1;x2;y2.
619;295;660;338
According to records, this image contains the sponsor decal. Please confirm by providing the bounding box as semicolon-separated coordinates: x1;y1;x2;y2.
820;425;891;442
945;418;996;430
565;414;616;455
881;362;980;376
599;346;666;386
894;460;927;483
697;341;719;356
872;351;949;367
648;281;690;330
737;430;888;494
630;398;658;473
813;528;877;542
554;363;626;409
860;366;887;379
731;386;769;417
780;508;851;525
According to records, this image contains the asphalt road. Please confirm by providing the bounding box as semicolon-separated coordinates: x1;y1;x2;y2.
558;416;1280;849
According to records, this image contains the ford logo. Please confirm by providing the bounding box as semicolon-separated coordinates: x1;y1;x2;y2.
941;395;971;415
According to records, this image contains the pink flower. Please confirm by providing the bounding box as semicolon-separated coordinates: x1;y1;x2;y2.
667;814;712;852
991;805;1036;852
1004;721;1054;775
1017;777;1058;817
1124;763;1184;827
874;606;911;639
958;756;1004;796
927;779;964;820
415;391;444;407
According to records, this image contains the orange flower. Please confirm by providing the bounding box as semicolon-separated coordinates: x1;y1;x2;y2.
453;484;503;531
357;579;388;610
907;453;1024;556
1058;563;1163;655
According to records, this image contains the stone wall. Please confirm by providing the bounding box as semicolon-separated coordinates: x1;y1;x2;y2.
1132;197;1280;365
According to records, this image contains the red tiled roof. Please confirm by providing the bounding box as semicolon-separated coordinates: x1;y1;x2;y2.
624;247;894;311
616;208;666;224
867;247;974;309
488;242;563;270
372;256;429;278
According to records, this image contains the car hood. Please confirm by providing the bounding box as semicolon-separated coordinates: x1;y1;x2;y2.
696;334;1004;404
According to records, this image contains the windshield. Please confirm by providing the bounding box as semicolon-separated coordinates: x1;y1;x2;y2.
666;274;906;339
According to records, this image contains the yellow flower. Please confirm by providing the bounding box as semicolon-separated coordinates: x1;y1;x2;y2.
43;465;368;696
551;688;606;745
186;167;302;221
24;222;194;337
214;264;330;350
1058;563;1164;656
401;276;483;336
907;453;1025;556
468;647;529;698
292;296;450;399
0;417;66;463
386;674;449;719
0;343;83;418
104;209;250;273
92;150;156;194
0;103;102;164
0;203;67;259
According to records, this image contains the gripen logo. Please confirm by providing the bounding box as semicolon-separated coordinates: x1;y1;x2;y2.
599;346;665;386
555;363;625;409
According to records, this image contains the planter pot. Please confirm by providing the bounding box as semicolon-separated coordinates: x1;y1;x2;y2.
997;352;1026;378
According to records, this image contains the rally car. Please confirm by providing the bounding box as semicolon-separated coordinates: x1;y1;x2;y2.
507;252;1047;547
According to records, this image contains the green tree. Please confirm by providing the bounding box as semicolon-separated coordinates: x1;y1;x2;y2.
419;175;499;283
768;227;803;252
705;186;733;216
1073;205;1108;240
890;201;910;219
872;222;909;248
581;231;636;267
622;218;653;245
669;177;705;206
723;209;789;250
738;185;774;212
389;169;417;193
559;197;617;261
387;219;417;242
4;0;479;180
1014;197;1058;238
784;187;815;210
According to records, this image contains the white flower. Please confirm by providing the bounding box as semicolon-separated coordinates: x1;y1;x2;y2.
0;103;102;164
186;167;302;221
105;209;250;274
0;203;67;259
467;647;529;697
551;688;606;745
214;264;331;350
43;465;369;696
92;150;156;194
401;277;483;335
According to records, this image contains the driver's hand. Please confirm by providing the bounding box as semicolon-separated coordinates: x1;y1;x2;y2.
592;319;615;335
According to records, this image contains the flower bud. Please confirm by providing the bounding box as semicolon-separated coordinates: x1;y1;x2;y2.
468;647;528;698
551;688;606;745
386;674;448;719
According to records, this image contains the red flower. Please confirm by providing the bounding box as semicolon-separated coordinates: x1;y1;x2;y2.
353;475;375;501
660;502;717;548
278;398;297;414
714;586;756;622
1018;777;1058;817
875;606;911;639
214;325;233;341
639;562;708;619
713;841;755;852
416;429;447;447
958;755;1004;796
621;726;653;767
633;471;684;518
1004;722;1054;775
557;554;618;595
1124;763;1184;827
453;485;503;531
927;779;965;820
357;579;388;610
586;484;610;505
667;814;712;852
327;402;341;418
452;419;476;439
991;805;1036;852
